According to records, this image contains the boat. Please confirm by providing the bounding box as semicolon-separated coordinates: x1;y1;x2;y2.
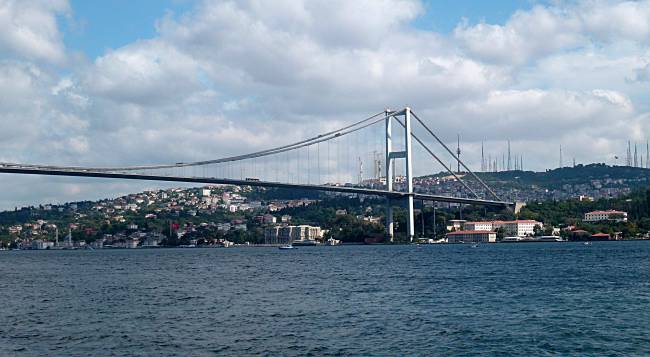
279;245;296;250
292;239;319;246
470;244;479;248
583;242;592;246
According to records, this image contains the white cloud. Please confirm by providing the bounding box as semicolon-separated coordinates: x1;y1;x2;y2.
454;1;650;66
83;40;201;105
581;1;650;42
0;0;69;63
2;0;650;208
454;5;583;65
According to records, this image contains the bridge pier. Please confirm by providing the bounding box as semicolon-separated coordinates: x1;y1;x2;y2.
385;109;394;242
384;107;415;243
404;108;415;242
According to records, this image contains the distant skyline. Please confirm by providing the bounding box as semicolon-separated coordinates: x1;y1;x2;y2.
1;0;650;209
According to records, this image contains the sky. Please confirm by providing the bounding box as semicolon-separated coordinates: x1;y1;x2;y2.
1;0;650;209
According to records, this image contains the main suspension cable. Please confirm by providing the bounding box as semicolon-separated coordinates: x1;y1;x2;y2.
394;117;479;199
410;111;500;201
5;112;385;173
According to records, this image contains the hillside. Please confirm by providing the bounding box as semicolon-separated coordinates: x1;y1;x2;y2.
417;164;650;203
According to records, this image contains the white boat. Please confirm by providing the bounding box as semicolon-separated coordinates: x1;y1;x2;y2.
470;244;479;248
583;242;592;246
279;245;296;250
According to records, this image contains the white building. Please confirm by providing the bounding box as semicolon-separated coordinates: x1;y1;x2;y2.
584;210;628;222
462;220;541;237
446;231;496;243
446;219;466;232
31;240;54;250
500;220;541;237
463;221;494;231
265;225;323;244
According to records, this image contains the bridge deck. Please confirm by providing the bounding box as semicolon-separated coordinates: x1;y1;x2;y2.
0;166;512;207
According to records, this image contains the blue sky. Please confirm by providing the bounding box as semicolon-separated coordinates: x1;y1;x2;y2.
65;0;544;59
415;0;544;32
65;0;195;58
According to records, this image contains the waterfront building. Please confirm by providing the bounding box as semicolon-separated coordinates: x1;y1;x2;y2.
590;233;611;241
143;233;163;247
500;220;541;237
584;210;628;222
125;238;139;248
31;240;54;250
462;220;541;237
90;239;104;249
265;225;323;244
446;219;466;232
446;230;496;243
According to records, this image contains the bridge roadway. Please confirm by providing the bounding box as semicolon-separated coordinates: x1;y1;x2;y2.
0;165;513;208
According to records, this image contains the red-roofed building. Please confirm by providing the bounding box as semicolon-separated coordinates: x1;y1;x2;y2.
446;230;496;243
584;210;627;222
590;233;611;241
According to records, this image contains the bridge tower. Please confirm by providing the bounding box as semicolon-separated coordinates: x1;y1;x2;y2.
385;107;415;242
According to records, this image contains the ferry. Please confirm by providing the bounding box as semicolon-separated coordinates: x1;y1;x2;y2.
291;239;319;246
278;245;296;250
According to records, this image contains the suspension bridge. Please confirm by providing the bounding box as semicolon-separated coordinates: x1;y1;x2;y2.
0;108;513;242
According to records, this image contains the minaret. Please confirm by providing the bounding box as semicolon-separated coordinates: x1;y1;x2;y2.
456;134;461;174
66;228;72;247
358;157;363;184
634;143;638;167
520;156;523;171
646;141;649;169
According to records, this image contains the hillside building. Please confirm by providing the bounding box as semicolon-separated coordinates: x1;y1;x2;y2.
584;210;628;222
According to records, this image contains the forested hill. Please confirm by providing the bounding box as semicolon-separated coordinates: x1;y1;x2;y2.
476;164;650;188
